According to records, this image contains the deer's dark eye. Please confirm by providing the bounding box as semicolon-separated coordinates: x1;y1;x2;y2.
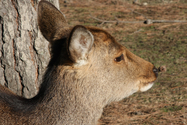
115;54;124;62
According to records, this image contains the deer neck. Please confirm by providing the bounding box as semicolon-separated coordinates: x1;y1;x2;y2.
35;67;105;125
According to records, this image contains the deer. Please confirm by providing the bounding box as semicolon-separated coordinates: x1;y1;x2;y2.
0;1;159;125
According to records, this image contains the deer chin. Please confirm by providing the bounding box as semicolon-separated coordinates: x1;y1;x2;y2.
139;82;154;92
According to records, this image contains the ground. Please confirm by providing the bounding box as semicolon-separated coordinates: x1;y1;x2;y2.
59;0;187;124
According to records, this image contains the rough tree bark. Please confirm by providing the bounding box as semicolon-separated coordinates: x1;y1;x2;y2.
0;0;59;98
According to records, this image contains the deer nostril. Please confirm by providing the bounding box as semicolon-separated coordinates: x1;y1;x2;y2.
153;67;158;77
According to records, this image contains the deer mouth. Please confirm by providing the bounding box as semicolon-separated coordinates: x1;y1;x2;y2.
139;82;154;92
139;66;165;92
138;69;158;92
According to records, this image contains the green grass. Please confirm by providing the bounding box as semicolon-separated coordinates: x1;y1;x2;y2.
161;105;183;112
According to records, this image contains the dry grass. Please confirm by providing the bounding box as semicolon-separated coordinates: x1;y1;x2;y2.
59;0;187;124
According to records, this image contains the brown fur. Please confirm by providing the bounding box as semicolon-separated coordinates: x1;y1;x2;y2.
0;1;158;125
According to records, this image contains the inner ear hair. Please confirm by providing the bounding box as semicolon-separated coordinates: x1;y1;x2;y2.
68;25;94;66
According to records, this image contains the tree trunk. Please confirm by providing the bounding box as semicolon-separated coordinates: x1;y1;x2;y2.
0;0;59;98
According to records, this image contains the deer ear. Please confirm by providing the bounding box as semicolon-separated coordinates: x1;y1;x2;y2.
68;25;94;66
38;1;69;42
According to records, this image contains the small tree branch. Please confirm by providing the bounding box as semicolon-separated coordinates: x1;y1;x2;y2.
90;15;144;24
90;15;187;25
144;19;187;24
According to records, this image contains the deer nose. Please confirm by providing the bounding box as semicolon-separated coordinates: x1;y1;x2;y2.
153;67;158;77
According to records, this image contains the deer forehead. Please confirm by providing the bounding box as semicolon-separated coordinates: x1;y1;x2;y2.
88;27;115;44
88;28;124;55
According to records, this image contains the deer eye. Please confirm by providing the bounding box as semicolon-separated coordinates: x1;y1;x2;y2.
114;54;124;62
